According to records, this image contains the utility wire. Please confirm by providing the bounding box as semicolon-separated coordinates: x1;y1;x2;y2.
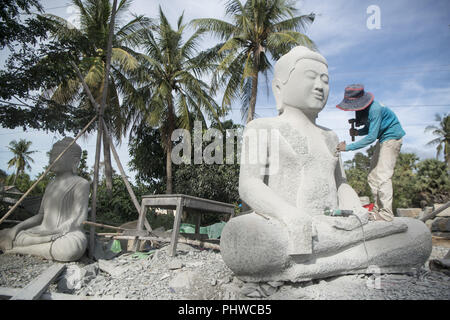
231;104;450;110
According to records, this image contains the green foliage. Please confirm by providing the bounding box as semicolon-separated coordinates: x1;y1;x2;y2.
425;113;450;167
0;169;7;183
128;124;166;193
0;0;48;49
77;150;91;181
345;167;371;198
96;173;143;226
146;210;175;231
173;120;242;225
5;173;33;194
392;153;420;210
344;152;372;198
415;159;450;205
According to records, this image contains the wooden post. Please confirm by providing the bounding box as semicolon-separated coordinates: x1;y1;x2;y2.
82;220;125;231
0;116;97;225
68;1;152;244
170;198;184;257
89;120;103;259
101;119;142;215
194;212;201;240
88;0;118;259
420;201;450;222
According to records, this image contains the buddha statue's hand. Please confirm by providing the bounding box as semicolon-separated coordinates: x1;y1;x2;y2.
280;211;314;255
0;229;14;250
313;209;369;231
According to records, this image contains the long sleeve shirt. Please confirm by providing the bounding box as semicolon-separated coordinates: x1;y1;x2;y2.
345;101;405;151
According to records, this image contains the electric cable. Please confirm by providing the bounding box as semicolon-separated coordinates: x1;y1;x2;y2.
349;212;370;269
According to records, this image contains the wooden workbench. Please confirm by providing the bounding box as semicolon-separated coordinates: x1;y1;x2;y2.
138;194;235;256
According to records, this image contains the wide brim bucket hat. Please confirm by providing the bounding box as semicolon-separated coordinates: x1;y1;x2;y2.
336;84;374;111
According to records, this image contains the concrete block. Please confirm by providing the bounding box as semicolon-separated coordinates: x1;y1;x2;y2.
435;203;450;217
396;208;422;218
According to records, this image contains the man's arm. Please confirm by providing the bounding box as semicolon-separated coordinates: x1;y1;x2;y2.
346;105;382;151
357;125;369;136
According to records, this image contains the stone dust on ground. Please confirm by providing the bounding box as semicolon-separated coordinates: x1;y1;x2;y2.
1;243;449;300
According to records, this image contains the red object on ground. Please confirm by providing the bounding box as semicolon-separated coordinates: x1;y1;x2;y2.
363;203;374;211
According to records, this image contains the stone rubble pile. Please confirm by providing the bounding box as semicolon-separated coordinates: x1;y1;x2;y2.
1;244;449;300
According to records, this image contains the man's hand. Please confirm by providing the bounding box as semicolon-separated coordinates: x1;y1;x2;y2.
337;141;346;152
349;128;358;137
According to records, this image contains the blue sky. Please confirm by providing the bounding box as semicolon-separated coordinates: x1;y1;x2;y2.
0;0;449;183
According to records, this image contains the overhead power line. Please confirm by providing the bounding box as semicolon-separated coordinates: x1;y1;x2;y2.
231;104;450;110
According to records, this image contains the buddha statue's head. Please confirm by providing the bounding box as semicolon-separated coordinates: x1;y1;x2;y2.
49;137;82;174
272;46;329;117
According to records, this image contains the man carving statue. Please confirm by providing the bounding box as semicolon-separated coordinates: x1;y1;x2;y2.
0;137;90;262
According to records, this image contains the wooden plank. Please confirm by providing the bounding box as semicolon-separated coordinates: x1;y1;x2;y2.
0;287;116;300
194;213;201;240
141;197;178;207
105;235;220;250
10;264;66;300
141;196;234;215
144;217;153;232
142;194;234;208
82;220;125;231
183;198;234;213
170;198;184;257
421;201;450;222
136;205;147;232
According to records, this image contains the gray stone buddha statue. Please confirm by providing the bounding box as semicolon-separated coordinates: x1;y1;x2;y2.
220;46;432;282
0;137;89;262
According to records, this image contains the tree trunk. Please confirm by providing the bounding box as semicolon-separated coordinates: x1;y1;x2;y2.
13;168;18;185
102;131;113;197
246;72;259;124
166;142;173;194
165;96;175;194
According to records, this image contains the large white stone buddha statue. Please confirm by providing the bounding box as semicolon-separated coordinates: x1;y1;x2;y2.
220;46;432;282
0;137;89;262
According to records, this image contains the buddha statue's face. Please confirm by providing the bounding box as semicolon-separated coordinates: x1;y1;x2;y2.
49;145;80;174
279;58;329;116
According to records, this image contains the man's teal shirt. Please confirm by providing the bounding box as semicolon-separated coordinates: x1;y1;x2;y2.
345;101;405;151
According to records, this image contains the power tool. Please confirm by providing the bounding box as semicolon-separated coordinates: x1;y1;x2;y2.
348;119;356;142
324;207;353;217
323;206;370;267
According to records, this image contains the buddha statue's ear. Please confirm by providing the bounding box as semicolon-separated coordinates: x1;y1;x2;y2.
272;78;284;113
72;158;80;175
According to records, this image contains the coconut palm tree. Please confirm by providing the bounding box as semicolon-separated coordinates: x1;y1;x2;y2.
41;0;151;194
125;7;223;194
425;113;450;168
192;0;316;123
7;139;37;185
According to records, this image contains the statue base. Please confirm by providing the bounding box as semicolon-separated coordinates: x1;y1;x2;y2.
220;214;432;282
